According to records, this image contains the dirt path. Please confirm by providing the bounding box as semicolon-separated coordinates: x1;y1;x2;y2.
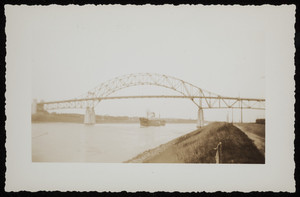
234;124;265;156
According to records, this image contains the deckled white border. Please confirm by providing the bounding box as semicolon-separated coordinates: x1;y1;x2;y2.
5;5;295;192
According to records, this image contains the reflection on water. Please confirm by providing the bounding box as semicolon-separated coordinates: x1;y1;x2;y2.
32;123;196;163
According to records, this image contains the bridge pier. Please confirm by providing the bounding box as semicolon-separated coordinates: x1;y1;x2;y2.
196;107;204;128
84;107;96;125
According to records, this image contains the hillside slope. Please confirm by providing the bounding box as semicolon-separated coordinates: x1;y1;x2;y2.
126;122;264;163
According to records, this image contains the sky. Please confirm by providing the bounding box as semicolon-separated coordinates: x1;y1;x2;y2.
7;5;271;122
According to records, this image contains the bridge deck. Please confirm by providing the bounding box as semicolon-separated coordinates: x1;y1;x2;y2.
39;95;265;105
37;95;265;110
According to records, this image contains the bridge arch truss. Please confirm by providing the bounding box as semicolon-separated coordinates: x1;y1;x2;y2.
40;73;265;111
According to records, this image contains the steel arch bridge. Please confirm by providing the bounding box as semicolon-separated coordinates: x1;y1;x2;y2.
36;73;265;127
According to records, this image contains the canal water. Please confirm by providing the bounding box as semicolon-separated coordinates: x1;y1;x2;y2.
32;123;196;163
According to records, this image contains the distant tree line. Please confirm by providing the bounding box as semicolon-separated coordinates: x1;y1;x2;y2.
31;112;196;124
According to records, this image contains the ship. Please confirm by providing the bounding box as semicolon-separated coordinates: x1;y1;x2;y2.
139;112;166;127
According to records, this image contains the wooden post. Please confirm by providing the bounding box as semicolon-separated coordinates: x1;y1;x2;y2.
232;108;233;123
214;142;222;163
240;100;243;123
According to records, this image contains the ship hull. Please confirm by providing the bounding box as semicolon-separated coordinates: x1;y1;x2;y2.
139;118;166;127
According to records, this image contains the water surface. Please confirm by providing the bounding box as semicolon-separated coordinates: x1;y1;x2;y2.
32;123;196;162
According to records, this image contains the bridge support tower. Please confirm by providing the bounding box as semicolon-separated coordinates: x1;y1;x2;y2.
84;107;96;125
197;107;204;128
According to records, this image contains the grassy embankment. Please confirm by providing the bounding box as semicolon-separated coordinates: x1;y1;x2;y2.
126;122;265;163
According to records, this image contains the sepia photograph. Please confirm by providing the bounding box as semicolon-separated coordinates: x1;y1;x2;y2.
5;4;295;192
29;5;266;164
